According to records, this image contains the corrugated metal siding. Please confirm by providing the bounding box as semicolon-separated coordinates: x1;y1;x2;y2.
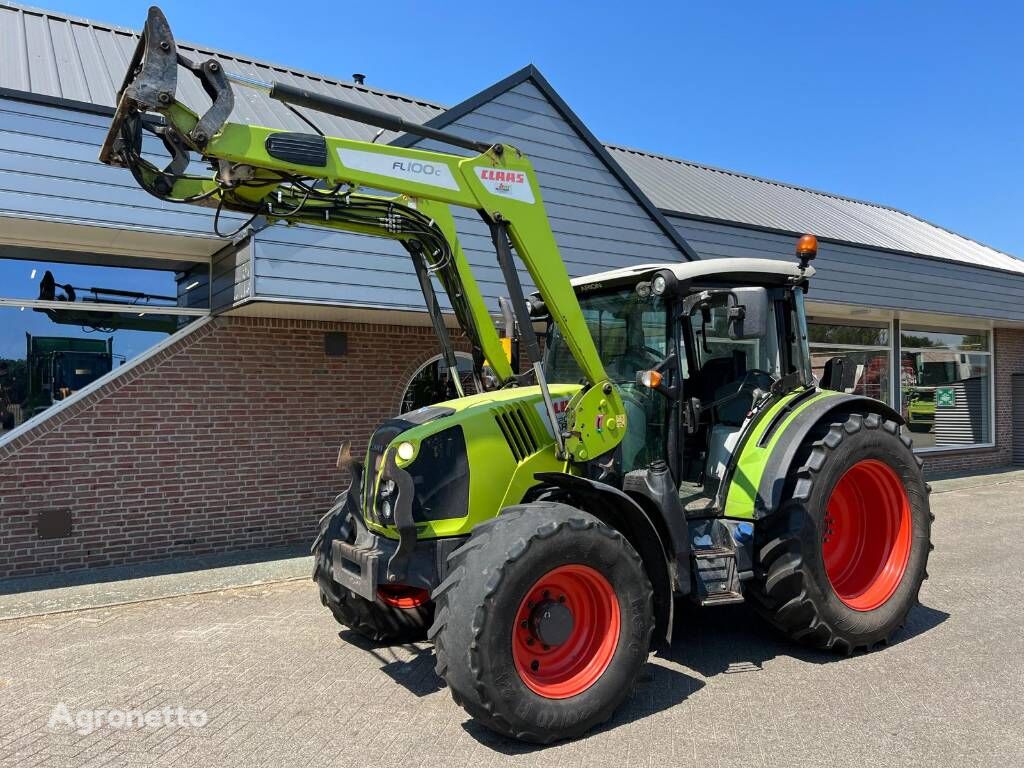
7;91;1021;319
211;236;252;312
0;96;256;234
610;145;1024;275
250;226;423;311
0;2;443;141
671;215;1024;321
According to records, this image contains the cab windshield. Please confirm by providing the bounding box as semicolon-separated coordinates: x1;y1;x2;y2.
544;284;670;472
544;286;667;385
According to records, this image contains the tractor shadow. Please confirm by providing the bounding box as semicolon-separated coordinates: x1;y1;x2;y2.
459;600;948;753
460;661;705;755
339;600;947;753
339;630;445;697
665;599;949;678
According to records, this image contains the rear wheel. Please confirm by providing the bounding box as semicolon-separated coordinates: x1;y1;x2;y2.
312;497;431;644
431;503;653;743
752;413;932;653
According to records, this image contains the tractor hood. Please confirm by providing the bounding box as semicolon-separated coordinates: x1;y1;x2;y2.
361;384;580;540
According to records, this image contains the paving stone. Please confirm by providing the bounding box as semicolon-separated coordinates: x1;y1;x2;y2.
1;480;1022;767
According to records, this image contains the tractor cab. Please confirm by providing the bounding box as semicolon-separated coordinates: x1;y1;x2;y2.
545;257;814;511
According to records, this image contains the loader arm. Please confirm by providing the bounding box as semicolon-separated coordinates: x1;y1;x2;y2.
99;7;624;463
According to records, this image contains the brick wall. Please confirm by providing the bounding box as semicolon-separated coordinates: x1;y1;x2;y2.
919;327;1024;477
3;317;1021;579
0;316;453;579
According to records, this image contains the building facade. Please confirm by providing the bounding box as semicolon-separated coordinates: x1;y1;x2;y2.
1;3;1022;578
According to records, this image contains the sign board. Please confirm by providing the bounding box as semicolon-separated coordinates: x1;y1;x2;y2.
935;387;956;408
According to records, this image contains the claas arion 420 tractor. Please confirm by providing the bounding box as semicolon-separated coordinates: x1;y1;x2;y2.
102;7;932;743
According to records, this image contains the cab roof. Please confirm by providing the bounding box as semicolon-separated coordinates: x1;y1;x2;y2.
569;258;813;289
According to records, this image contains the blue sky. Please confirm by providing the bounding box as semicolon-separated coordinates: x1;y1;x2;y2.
4;1;1022;362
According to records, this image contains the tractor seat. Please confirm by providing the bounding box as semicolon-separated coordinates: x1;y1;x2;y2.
698;351;750;426
713;382;754;426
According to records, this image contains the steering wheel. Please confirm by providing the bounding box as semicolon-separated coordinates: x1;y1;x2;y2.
712;368;776;405
741;368;776;391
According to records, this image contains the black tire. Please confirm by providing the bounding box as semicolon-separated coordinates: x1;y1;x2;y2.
312;496;431;644
431;502;654;744
751;412;932;654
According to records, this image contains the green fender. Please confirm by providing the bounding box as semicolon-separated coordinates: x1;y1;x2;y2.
724;389;905;520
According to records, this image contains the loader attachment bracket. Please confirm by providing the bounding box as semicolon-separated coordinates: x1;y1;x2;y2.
179;55;234;149
99;5;233;167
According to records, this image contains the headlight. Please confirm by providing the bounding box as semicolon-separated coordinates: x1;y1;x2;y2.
396;441;415;461
379;478;396;497
380;499;392;522
652;274;667;295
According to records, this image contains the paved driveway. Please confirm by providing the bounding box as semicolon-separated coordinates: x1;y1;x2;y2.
1;476;1022;768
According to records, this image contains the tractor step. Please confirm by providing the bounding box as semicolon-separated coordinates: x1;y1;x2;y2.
692;546;744;606
699;590;745;606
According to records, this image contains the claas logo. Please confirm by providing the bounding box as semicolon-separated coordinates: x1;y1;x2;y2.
478;168;528;193
479;169;527;185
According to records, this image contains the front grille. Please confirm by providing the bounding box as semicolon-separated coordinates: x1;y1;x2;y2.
493;403;542;462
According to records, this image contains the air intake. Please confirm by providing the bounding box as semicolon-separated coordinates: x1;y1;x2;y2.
493;404;541;462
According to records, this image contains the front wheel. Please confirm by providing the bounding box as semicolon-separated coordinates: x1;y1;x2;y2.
752;412;932;653
431;502;653;743
312;498;431;644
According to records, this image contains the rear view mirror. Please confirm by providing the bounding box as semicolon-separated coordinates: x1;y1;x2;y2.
727;287;768;340
822;356;847;391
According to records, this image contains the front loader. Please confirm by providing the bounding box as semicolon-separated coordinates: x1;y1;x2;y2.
101;8;932;744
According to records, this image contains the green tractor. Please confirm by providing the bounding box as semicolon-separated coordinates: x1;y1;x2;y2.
23;334;114;417
103;8;932;743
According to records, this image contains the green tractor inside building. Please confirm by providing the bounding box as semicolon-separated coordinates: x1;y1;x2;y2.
103;8;932;743
23;334;114;418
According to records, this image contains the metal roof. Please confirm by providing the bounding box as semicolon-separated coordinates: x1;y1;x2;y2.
607;145;1024;275
1;2;1020;275
0;2;444;141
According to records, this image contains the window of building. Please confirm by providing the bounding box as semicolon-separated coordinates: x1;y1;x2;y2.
901;326;992;448
809;319;893;405
401;353;478;413
0;258;208;437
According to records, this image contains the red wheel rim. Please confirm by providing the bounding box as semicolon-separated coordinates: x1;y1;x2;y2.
377;585;430;608
511;564;620;699
823;459;913;611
